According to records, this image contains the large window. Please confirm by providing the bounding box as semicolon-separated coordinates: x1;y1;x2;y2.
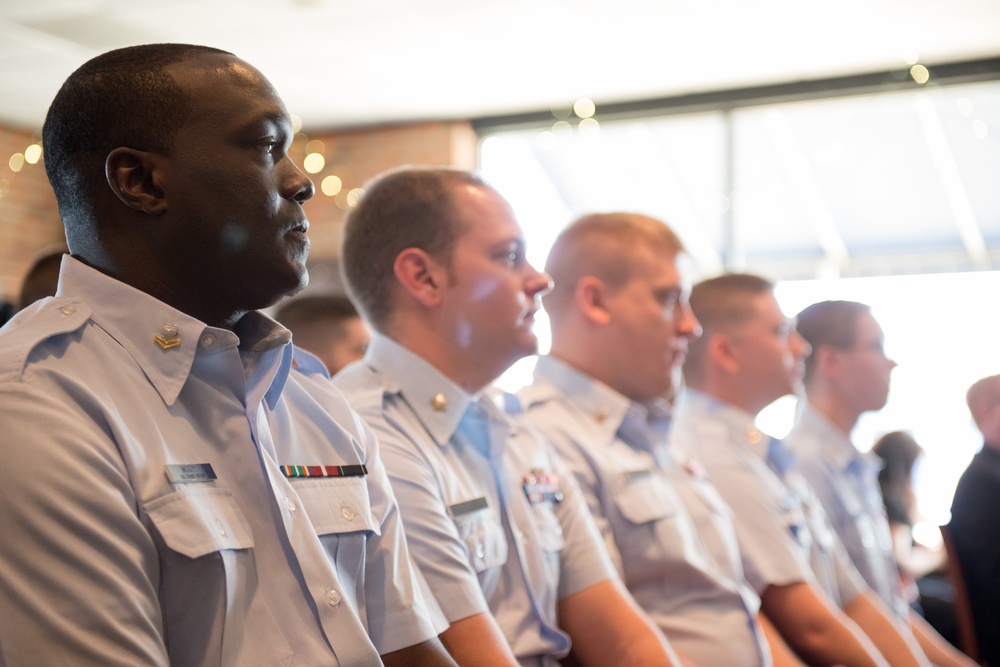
480;71;1000;529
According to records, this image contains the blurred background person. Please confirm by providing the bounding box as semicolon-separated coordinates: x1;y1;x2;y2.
17;246;66;312
1;246;66;328
275;293;370;375
950;373;1000;666
872;431;956;648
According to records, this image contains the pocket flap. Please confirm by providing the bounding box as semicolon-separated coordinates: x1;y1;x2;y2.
614;474;679;525
293;477;380;537
146;488;254;559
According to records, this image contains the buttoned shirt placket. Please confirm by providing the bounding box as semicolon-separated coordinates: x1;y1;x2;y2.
455;399;566;657
239;333;379;665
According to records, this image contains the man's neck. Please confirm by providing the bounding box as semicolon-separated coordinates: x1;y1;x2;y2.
386;327;496;394
687;382;764;419
804;393;858;437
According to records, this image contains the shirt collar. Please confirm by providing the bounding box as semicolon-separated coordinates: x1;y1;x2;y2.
233;310;294;410
364;333;476;447
56;256;292;407
796;402;875;472
675;388;771;459
530;355;671;448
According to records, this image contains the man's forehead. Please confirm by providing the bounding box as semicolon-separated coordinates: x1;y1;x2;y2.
628;245;682;283
167;54;285;117
453;182;509;215
854;310;884;339
454;185;521;236
738;290;783;325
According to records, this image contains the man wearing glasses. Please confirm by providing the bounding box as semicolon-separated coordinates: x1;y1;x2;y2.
789;300;974;667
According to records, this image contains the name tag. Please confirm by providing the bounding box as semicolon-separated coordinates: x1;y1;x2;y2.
165;463;217;483
449;497;489;517
523;469;564;504
624;468;654;481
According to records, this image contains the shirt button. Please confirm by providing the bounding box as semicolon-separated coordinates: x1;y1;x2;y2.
284;496;296;512
475;542;485;559
214;519;226;536
60;305;76;316
200;334;216;348
341;506;356;521
326;588;342;607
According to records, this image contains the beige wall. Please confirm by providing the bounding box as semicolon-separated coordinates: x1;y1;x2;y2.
0;119;478;303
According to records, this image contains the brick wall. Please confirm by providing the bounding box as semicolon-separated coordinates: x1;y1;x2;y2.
296;120;478;264
0;119;478;304
0;125;62;303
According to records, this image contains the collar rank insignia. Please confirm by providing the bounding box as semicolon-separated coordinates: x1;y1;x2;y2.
681;456;706;478
154;322;181;350
280;464;368;478
522;468;564;504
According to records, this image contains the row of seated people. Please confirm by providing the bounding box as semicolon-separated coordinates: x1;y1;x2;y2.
0;42;990;666
274;177;982;666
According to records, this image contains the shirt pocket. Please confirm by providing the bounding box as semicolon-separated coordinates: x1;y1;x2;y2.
612;473;685;578
614;472;680;525
145;486;254;558
453;506;508;574
145;488;294;667
531;503;566;554
832;487;875;551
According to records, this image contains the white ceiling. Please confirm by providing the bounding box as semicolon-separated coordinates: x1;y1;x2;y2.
2;0;1000;132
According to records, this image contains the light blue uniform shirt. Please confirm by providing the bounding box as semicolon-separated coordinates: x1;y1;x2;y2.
671;390;865;609
333;334;616;667
519;357;769;667
0;258;437;667
787;404;908;617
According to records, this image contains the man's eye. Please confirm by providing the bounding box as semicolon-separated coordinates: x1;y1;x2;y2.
657;292;680;308
255;138;280;155
497;249;521;266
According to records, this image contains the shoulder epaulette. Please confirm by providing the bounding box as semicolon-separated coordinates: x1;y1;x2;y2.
0;297;92;381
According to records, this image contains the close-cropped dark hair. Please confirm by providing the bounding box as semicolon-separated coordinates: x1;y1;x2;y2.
795;300;870;382
544;212;684;324
683;273;775;384
42;43;232;232
341;167;489;329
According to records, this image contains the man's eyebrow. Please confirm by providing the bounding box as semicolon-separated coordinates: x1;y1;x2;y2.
491;237;526;250
238;112;291;134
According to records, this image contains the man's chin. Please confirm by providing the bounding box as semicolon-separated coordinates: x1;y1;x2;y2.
252;270;309;312
518;334;540;358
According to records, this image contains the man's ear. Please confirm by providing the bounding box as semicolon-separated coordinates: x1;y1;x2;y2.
105;147;168;215
576;276;612;325
393;247;446;308
707;332;740;374
812;344;840;377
